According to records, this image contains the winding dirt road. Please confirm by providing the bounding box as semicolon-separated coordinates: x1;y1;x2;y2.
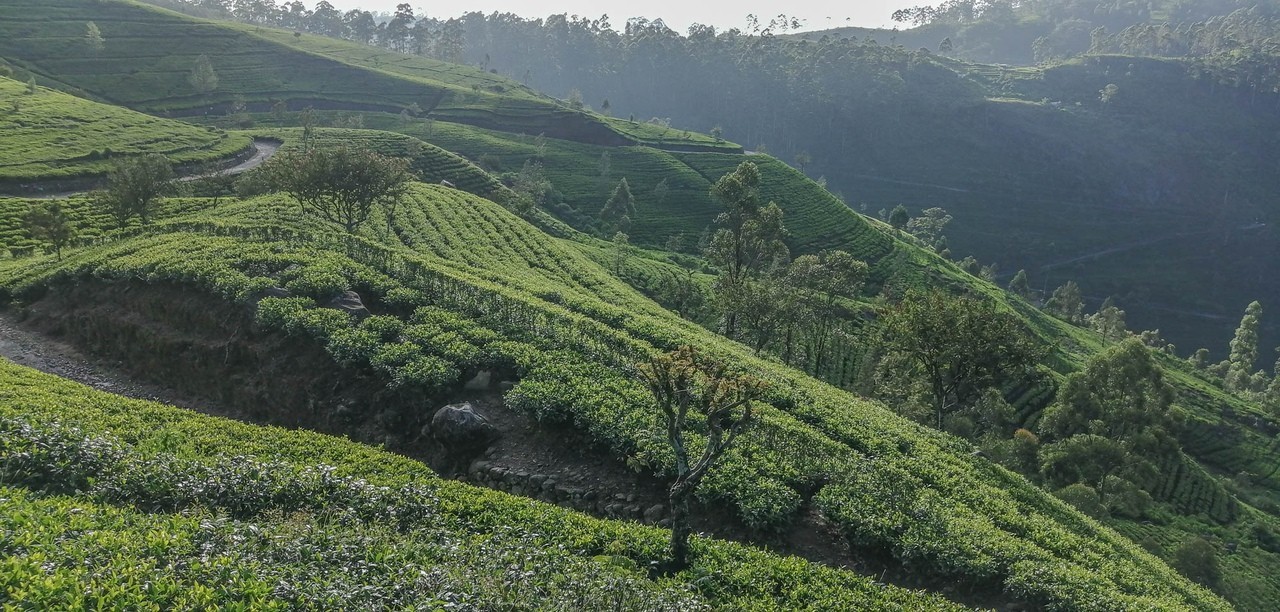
16;138;281;199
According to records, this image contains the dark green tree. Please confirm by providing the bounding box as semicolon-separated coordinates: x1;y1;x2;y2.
1008;269;1031;298
878;289;1043;430
97;154;174;228
1088;297;1128;341
1045;281;1084;324
788;250;869;374
23;201;77;260
1172;537;1221;589
599;177;636;233
263;146;411;233
888;204;909;231
905;207;951;245
704;161;789;336
1226;301;1263;391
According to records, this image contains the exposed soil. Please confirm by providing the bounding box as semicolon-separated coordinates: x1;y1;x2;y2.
0;279;1023;610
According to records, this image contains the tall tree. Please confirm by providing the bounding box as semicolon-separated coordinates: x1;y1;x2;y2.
1008;269;1031;298
384;3;415;52
1045;281;1084;324
1088;297;1128;341
888;204;909;232
788;250;868;374
599;177;636;233
906;207;952;245
878;289;1042;430
263;146;411;234
704;161;789;336
637;346;765;570
188;54;219;95
84;21;104;52
1226;301;1263;391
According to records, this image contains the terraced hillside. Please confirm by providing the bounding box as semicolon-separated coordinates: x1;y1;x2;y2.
0;174;1233;609
0;75;248;187
0;361;962;610
3;1;1280;608
0;0;736;153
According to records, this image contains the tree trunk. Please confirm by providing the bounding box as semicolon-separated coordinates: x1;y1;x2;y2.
668;484;693;569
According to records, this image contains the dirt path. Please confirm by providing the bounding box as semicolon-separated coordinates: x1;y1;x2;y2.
182;138;280;180
0;310;213;412
22;138;281;199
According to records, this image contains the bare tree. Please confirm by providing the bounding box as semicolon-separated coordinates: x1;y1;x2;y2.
637;346;765;569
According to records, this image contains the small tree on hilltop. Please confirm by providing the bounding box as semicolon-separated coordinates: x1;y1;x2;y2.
264;146;411;234
637;346;766;570
24;201;77;260
97;154;174;228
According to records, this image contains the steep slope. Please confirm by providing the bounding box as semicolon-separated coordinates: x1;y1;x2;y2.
0;75;248;188
432;12;1280;361
0;181;1228;609
0;360;960;610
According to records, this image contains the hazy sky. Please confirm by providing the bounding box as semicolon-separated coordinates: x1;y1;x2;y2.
319;1;919;32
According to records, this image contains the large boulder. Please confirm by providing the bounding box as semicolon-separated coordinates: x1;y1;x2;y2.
324;290;371;320
429;402;498;452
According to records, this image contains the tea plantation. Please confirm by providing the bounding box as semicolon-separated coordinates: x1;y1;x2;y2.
0;0;1278;608
0;75;248;184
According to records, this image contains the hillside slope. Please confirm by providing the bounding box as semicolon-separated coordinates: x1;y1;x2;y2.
0;359;964;610
0;179;1230;609
0;75;248;187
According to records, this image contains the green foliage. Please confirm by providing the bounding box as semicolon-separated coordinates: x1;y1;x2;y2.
876;288;1044;429
97;154;174;227
188;53;218;94
0;183;1230;610
599;177;635;233
22;201;76;260
1172;537;1222;589
1227;301;1263;391
0;76;247;184
0;370;964;610
263;145;410;233
888;204;909;231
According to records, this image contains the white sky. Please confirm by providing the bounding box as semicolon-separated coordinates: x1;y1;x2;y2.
319;1;919;32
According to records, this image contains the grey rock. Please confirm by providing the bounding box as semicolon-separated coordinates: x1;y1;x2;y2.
430;403;499;452
643;504;666;523
324;290;371;320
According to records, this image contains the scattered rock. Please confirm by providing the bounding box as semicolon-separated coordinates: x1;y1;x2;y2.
324;290;371;320
429;402;499;452
644;504;666;523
